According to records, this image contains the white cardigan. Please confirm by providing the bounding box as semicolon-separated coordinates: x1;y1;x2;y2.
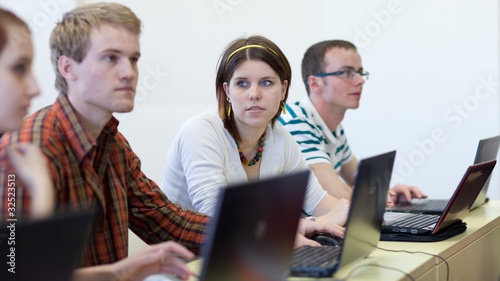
161;109;327;216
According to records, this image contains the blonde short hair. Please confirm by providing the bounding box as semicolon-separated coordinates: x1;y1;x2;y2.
49;2;142;94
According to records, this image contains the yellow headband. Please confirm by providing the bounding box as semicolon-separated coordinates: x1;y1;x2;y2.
226;45;279;66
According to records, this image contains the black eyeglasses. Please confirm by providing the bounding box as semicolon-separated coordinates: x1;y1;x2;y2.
313;69;369;81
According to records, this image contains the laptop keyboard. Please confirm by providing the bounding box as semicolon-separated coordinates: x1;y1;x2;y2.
384;214;440;230
290;246;341;277
394;200;447;211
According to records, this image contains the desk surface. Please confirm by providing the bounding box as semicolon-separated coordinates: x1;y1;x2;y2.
298;200;500;280
146;200;500;281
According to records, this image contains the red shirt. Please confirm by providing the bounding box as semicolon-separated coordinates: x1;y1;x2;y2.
0;94;208;266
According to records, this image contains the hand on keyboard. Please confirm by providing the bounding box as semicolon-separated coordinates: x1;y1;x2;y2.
294;219;344;247
309;232;343;247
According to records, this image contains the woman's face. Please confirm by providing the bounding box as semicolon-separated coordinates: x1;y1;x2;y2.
223;59;287;133
0;24;39;133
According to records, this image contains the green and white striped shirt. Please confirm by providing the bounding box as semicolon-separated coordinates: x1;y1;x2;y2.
280;96;353;173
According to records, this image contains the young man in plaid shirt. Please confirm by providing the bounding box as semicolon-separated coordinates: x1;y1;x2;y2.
0;3;206;280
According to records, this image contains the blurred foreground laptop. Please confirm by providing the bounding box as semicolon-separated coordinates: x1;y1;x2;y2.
381;160;496;242
199;171;309;281
0;211;92;281
290;151;395;278
386;135;500;215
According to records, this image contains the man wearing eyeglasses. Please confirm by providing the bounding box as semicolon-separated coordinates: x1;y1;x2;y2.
280;40;426;204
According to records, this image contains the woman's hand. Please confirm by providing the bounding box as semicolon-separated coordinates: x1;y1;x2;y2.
294;219;345;248
6;144;54;219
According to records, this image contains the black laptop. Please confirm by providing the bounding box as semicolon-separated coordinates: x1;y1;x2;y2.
290;151;395;278
199;171;309;281
381;160;496;242
0;211;92;281
386;135;500;215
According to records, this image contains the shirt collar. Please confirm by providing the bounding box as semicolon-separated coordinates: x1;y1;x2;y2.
53;94;119;162
299;95;341;143
300;96;322;119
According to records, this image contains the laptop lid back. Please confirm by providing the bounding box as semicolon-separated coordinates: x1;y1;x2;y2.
200;171;309;281
432;160;496;235
337;151;395;271
1;211;92;281
471;135;500;209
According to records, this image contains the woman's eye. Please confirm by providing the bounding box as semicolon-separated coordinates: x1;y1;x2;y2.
261;80;272;86
236;81;248;87
13;64;27;76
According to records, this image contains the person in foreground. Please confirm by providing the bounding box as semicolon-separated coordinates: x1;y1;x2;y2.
280;39;426;205
0;8;54;220
161;35;349;230
0;4;346;280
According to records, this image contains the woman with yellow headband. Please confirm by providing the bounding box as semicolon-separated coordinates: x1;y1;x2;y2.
161;35;348;245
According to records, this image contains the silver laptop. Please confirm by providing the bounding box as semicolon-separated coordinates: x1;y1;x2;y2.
386;135;500;215
382;160;496;241
290;151;395;277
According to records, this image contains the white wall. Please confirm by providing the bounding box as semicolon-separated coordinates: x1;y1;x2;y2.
2;0;499;201
117;0;500;201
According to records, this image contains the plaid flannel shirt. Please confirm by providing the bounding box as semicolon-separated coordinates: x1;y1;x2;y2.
0;94;208;266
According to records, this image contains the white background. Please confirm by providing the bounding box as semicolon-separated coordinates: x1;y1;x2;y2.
1;0;499;253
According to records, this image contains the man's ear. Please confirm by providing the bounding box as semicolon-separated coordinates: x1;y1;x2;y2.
307;75;322;94
57;55;77;81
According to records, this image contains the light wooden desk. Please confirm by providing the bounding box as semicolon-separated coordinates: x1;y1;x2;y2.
147;201;500;281
294;200;500;281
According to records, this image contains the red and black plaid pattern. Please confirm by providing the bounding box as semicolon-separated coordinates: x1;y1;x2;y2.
0;94;208;267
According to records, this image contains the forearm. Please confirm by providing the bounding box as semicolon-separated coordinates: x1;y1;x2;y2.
312;194;338;217
310;163;352;200
312;195;349;227
72;264;114;281
129;201;208;252
322;181;351;201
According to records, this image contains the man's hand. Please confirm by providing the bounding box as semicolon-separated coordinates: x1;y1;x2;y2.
386;184;427;206
72;241;195;281
294;219;345;248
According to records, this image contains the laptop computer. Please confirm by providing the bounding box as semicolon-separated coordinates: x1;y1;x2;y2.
386;135;500;214
290;151;395;278
0;211;92;281
199;171;309;281
381;160;496;242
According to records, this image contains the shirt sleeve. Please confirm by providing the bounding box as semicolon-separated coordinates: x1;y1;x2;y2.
334;125;354;167
173;117;231;216
280;106;333;166
279;125;327;216
125;141;209;254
